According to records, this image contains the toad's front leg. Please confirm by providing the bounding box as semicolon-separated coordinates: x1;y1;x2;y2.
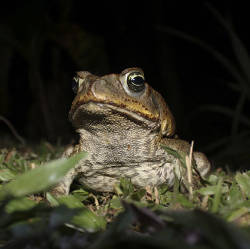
50;167;77;196
49;144;82;196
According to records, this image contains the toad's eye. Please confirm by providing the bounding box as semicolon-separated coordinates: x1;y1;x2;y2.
127;72;145;93
72;77;79;94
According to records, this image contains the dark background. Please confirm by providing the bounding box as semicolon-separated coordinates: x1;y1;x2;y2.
0;0;249;169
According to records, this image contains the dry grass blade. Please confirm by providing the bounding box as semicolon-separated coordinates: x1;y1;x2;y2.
185;141;194;200
154;187;160;205
89;193;100;210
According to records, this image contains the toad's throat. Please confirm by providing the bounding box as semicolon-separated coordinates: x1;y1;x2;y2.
70;101;161;131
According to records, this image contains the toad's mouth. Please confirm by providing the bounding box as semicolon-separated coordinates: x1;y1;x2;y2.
69;101;160;130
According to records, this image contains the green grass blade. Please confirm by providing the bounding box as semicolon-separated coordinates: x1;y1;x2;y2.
0;152;87;199
211;177;223;213
235;172;250;199
227;206;250;222
0;169;16;182
56;195;106;231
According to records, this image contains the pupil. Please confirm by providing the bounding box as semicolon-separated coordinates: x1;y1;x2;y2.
127;73;145;92
72;78;78;94
132;76;144;86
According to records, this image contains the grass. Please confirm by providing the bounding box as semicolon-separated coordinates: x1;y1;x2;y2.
1;4;249;248
0;141;249;249
1;6;250;247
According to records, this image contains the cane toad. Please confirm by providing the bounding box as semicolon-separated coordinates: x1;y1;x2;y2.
54;68;210;195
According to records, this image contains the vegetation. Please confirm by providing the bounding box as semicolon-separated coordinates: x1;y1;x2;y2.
0;3;250;249
158;3;250;167
0;142;249;249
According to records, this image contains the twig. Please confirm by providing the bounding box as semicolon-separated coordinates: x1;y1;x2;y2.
185;141;194;200
0;115;25;145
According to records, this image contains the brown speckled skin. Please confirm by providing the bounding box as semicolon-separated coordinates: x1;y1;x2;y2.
52;68;210;195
